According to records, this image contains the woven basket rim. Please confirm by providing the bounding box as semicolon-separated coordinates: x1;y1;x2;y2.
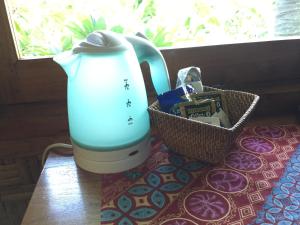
148;87;260;131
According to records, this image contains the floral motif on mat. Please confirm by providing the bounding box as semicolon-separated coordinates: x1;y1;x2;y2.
100;125;300;225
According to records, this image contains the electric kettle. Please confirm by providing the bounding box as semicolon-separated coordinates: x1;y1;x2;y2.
53;31;170;174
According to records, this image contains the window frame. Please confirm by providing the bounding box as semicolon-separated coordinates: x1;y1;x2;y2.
1;0;300;108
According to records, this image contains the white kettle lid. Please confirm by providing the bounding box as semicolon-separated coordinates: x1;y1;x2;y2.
73;31;129;54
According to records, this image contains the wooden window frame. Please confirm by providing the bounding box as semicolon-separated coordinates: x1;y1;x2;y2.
1;0;300;115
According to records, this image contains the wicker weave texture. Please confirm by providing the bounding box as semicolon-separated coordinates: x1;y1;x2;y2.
148;86;259;163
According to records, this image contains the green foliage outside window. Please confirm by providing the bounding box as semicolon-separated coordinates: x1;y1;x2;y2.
7;0;275;58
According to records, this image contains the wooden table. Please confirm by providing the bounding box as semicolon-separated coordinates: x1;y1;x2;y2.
21;154;101;225
21;114;299;225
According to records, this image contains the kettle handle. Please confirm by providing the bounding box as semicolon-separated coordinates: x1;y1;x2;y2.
126;35;171;95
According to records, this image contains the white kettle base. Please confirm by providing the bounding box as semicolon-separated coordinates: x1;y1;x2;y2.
72;135;151;174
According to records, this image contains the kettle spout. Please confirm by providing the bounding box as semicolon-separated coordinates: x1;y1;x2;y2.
53;51;79;78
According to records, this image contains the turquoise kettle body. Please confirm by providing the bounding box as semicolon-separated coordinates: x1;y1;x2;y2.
53;31;170;173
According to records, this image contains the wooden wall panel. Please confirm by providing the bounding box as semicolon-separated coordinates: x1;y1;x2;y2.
0;0;17;104
162;39;300;89
3;39;299;110
14;59;67;103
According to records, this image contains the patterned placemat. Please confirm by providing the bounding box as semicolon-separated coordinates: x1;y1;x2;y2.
100;125;300;225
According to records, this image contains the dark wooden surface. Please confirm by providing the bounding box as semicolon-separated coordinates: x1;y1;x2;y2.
0;158;38;225
21;153;101;225
0;101;69;159
20;114;300;225
3;40;300;115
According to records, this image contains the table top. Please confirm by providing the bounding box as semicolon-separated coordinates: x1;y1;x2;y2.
21;153;101;225
21;115;300;225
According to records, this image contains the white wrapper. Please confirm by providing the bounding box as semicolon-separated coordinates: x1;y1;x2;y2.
189;116;221;126
176;66;204;93
212;109;231;128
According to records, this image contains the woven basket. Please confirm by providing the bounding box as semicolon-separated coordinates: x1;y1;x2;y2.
148;86;260;164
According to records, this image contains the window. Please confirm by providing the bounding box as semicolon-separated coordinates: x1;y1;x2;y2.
1;0;300;105
4;0;292;58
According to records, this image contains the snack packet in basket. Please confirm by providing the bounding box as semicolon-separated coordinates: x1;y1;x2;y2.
189;116;221;126
190;91;228;112
178;99;216;118
214;109;231;128
190;91;231;128
157;87;192;116
176;66;204;93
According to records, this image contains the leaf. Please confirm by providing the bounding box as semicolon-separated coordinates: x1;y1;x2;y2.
291;192;300;198
267;207;281;214
288;172;298;178
283;210;294;220
255;217;265;224
286;205;298;211
151;190;166;208
159;182;183;192
208;17;220;26
66;22;87;39
250;8;257;14
176;169;191;184
286;175;296;183
61;36;73;51
275;193;288;199
292;163;300;172
169;154;184;167
128;185;153;196
146;173;161;187
100;209;122;222
282;182;295;188
156;165;176;173
195;24;206;33
273;198;283;208
144;28;154;39
82;17;95;34
266;212;275;223
134;0;143;9
273;187;282;195
278;221;292;225
119;217;134;225
184;17;191;30
142;0;156;23
111;25;124;33
51;12;65;23
280;186;289;194
117;195;132;213
14;21;22;33
129;207;157;219
290;196;299;206
31;45;54;56
151;27;173;47
95;17;106;30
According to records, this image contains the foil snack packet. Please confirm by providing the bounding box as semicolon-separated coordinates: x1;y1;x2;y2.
190;91;228;113
178;100;216;118
176;67;204;93
190;91;231;128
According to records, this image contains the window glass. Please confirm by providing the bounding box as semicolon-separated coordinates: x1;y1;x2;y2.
6;0;297;58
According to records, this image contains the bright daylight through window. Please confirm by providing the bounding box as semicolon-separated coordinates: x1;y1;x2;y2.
5;0;300;58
